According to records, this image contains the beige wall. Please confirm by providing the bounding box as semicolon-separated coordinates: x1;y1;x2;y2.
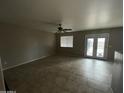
0;24;56;69
56;27;123;60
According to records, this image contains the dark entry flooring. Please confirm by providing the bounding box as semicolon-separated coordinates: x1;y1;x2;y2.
4;56;113;93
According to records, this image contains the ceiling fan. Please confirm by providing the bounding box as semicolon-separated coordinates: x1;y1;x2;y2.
57;24;72;33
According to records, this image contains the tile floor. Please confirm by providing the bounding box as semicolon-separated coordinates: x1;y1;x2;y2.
4;56;113;93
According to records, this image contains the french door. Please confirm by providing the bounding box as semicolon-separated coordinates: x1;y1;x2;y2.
85;33;109;59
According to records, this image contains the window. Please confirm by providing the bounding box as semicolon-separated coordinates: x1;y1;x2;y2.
60;36;73;47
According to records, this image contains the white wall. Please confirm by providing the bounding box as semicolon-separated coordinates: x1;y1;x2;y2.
0;24;56;69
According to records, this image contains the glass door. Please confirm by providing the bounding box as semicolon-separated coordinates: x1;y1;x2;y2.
85;33;109;59
86;38;94;56
96;38;105;57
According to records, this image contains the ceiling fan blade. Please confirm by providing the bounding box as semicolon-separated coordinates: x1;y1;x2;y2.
63;29;72;31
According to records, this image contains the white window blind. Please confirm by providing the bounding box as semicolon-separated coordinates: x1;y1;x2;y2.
60;36;73;47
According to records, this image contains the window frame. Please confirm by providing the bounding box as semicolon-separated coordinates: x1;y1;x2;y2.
60;35;74;48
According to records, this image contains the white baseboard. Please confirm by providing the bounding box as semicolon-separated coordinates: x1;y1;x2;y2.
3;55;50;71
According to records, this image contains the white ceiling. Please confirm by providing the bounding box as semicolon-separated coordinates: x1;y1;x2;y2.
0;0;123;32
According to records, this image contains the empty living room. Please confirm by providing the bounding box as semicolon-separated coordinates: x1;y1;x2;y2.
0;0;123;93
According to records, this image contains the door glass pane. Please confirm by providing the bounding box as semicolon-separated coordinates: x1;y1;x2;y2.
96;38;105;57
86;38;94;56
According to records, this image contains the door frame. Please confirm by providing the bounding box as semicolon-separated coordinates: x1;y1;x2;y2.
0;57;5;91
84;33;109;60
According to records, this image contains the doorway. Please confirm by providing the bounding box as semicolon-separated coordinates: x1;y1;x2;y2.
85;33;109;59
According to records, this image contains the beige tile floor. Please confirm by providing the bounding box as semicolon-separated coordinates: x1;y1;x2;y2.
4;56;113;93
